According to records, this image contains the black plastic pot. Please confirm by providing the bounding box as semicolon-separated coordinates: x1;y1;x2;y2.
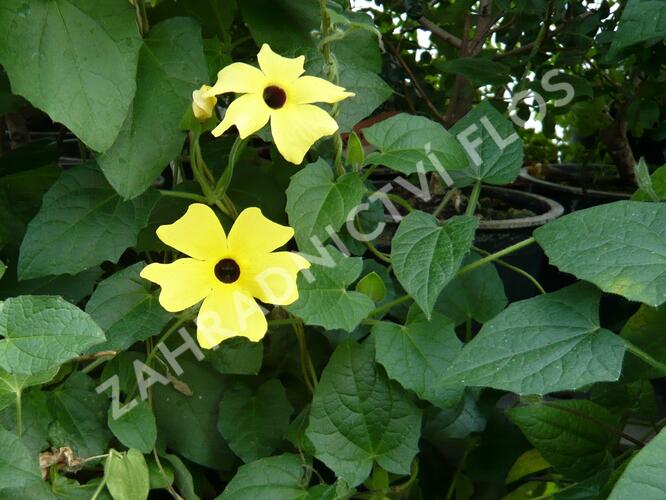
373;185;565;302
519;164;631;213
473;187;564;301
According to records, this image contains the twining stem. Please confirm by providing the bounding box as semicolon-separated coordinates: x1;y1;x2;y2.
215;136;248;198
624;340;666;376
465;180;482;216
82;354;116;374
368;295;412;318
158;190;209;204
433;189;458;218
127;313;194;401
318;0;345;177
472;245;546;294
90;471;109;500
292;321;317;392
456;237;537;276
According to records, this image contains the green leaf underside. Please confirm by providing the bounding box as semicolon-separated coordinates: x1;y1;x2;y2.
0;295;105;375
535;201;666;307
609;427;666;499
0;0;142;152
364;113;468;175
449;100;524;186
287;247;375;332
286;159;365;254
85;262;171;352
306;341;422;487
435;252;507;325
373;307;464;409
441;283;626;395
107;401;157;455
391;211;478;317
98;17;209;199
105;449;150;500
18;164;160;280
509;400;618;481
0;425;41;489
216;453;307;500
217;379;293;463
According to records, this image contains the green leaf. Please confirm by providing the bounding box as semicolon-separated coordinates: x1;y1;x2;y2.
306;341;422;487
391;211;478;317
508;400;618;481
506;449;551;484
105;449;150;500
364;113;468;176
98;18;208;199
620;304;666;381
108;401;157;455
0;425;41;490
0;0;142;152
422;389;486;442
534;201;666;307
442;283;626;395
286;160;365;254
0;366;58;411
0;390;52;455
287;247;375;331
355;271;386;302
159;451;199;500
373;307;463;408
449;101;524;186
205;337;263;375
435;252;507;325
152;358;235;471
336;67;392;132
48;372;112;457
0;260;5;281
632;164;666;202
607;0;666;58
18;164;160;280
85;263;171;352
0;267;103;304
0;295;105;375
216;453;307;500
436;57;511;86
608;427;666;499
217;379;293;463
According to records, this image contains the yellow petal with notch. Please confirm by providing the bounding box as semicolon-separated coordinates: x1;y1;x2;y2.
211;93;270;138
270;104;338;164
141;259;215;312
196;287;267;348
156;204;227;261
288;75;355;105
257;43;305;82
206;62;266;96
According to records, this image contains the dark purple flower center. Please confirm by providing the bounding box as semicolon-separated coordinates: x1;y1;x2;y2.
263;85;287;109
214;258;240;284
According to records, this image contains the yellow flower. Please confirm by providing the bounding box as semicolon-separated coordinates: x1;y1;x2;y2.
140;204;310;349
205;44;355;164
192;84;217;121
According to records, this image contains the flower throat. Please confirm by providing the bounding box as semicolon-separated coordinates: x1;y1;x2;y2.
214;258;241;283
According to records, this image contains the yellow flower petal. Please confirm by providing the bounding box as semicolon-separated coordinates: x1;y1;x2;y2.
270;104;339;164
192;84;217;121
140;259;215;312
243;251;310;305
156;203;227;260
257;43;305;82
228;207;295;256
205;62;266;96
196;287;267;348
211;93;270;138
288;76;355;105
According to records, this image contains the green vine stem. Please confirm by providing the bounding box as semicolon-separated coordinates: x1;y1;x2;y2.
456;237;537;276
465;180;482;216
472;245;546;294
624;340;666;376
215;136;248;198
